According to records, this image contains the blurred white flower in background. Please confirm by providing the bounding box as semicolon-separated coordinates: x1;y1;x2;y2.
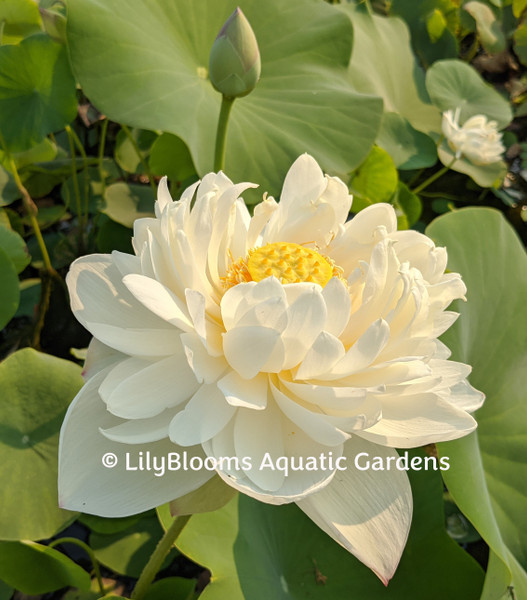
59;154;484;584
442;107;505;165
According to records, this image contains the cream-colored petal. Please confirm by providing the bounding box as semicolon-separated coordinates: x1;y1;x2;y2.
67;255;176;354
58;370;212;517
100;406;181;444
102;353;199;420
297;435;412;585
321;319;390;380
222;326;283;379
217;370;269;410
169;384;236;446
322;278;351;338
271;382;350;446
180;332;228;384
296;331;345;380
281;285;327;369
358;393;477;448
233;401;285;491
122;274;193;332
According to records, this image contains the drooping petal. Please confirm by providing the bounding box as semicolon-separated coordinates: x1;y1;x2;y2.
59;370;213;517
297;436;412;585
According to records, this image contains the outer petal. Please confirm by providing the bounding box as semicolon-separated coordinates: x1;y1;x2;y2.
58;370;212;516
67;255;180;356
297;436;412;585
358;393;477;448
203;417;341;505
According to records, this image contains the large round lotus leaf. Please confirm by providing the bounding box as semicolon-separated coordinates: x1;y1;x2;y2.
0;245;19;329
377;112;438;170
425;59;512;128
341;3;441;136
176;456;483;600
427;208;527;598
0;33;77;153
66;0;383;198
0;348;83;540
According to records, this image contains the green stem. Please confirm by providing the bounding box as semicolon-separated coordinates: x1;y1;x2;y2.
411;158;456;195
65;125;84;248
0;20;5;45
49;537;105;596
7;156;54;275
131;515;191;600
67;125;90;222
214;95;235;171
120;124;157;195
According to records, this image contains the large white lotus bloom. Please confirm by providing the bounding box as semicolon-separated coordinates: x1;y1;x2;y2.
442;107;505;165
60;155;484;584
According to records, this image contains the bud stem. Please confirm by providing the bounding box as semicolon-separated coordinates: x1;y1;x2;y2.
411;158;457;195
214;95;235;171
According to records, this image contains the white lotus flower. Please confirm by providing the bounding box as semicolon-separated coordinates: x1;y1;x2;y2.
59;154;484;584
442;107;505;165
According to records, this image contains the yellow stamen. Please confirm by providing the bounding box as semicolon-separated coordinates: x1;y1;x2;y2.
222;242;345;290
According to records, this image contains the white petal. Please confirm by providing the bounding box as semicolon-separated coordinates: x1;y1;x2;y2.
217;370;269;410
67;255;177;355
169;384;236;446
281;285;327;369
296;331;345;380
102;353;200;419
100;407;180;443
323;319;390;380
58;370;213;517
82;338;124;379
222;326;284;379
271;382;350;446
221;277;286;331
181;332;228;384
155;176;173;217
322;278;351;338
358;393;477;448
297;436;412;585
122;274;193;332
234;401;285;491
87;322;181;357
438;380;485;413
348;204;397;243
204;418;340;505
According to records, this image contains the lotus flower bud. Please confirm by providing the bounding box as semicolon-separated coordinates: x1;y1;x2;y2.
209;7;261;98
39;6;67;44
